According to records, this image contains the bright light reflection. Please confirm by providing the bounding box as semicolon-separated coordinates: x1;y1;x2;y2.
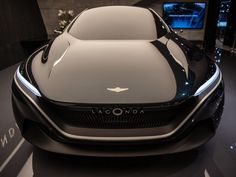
16;67;41;97
194;65;220;96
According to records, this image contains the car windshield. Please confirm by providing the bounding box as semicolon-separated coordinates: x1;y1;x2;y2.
68;6;168;40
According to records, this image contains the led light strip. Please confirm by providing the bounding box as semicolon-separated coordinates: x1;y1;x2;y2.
194;64;220;96
16;67;41;97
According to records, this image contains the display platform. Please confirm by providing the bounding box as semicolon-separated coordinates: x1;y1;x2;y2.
0;49;236;177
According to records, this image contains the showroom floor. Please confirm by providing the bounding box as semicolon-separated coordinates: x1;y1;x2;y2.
0;49;236;177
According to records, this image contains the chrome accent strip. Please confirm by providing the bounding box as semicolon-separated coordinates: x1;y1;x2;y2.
14;66;222;142
107;87;129;93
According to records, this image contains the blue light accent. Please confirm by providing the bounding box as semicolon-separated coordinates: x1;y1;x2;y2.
217;21;227;27
194;65;220;96
16;67;41;97
163;2;206;29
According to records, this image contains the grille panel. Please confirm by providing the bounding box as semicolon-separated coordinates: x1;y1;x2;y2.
42;98;196;129
42;97;197;129
65;111;176;129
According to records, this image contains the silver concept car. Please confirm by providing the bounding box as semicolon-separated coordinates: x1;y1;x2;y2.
12;6;224;156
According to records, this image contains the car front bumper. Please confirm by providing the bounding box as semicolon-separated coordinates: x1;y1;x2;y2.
12;74;224;156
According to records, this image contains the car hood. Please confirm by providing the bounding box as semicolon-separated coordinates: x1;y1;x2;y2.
30;33;211;104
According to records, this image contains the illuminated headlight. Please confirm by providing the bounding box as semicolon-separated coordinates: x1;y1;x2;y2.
16;66;41;97
194;64;221;96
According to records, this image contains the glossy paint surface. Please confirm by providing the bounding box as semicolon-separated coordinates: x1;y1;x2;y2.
1;49;235;176
28;6;214;104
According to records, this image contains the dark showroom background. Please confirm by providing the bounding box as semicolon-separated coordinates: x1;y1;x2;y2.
0;0;236;177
